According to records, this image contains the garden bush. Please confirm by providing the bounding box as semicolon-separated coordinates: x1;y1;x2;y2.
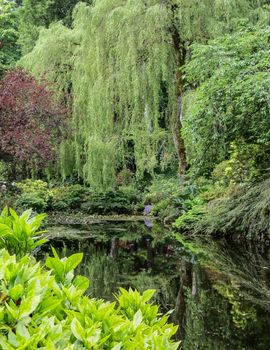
143;176;209;224
0;249;179;349
14;180;140;215
81;190;137;215
49;184;91;211
192;178;270;240
0;208;47;258
16;180;50;212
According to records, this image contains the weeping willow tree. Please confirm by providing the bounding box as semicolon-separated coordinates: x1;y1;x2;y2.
70;0;259;189
70;1;179;189
20;0;267;189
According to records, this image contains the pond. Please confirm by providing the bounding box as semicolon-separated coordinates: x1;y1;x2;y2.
40;220;270;350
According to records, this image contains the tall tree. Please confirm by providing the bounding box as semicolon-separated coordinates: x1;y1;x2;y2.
0;0;20;76
183;25;270;177
18;0;92;54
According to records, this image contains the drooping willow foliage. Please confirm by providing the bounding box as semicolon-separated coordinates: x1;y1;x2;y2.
71;1;179;189
19;22;77;99
20;0;267;189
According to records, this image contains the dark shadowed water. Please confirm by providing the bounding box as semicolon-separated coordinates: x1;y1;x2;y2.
40;220;270;350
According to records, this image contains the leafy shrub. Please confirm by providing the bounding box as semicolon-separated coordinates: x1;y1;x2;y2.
191;178;270;239
16;180;49;198
174;204;206;232
116;168;134;186
16;180;50;212
144;176;180;204
15;181;91;212
49;184;90;211
0;248;179;349
0;208;47;258
184;25;270;177
14;180;141;214
16;193;48;212
212;141;267;187
81;190;136;215
143;176;208;223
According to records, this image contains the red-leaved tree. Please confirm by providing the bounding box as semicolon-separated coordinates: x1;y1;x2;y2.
0;69;67;171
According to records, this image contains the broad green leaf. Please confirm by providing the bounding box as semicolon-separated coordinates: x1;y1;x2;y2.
19;295;41;319
141;289;156;303
16;322;30;340
73;275;89;292
9;284;24;301
0;224;12;236
20;209;32;222
45;257;64;278
65;253;83;273
8;331;18;347
71;318;85;342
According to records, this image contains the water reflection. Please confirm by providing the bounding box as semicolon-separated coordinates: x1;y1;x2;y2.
40;222;270;349
176;236;270;349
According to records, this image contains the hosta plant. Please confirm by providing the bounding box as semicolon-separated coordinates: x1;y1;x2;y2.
0;249;180;349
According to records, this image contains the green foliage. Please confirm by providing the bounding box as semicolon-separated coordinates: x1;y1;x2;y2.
18;0;92;54
0;161;8;181
13;179;140;215
0;0;20;75
19;21;77;100
16;180;50;212
50;184;90;211
49;184;139;214
16;193;48;212
0;248;179;349
81;190;137;215
0;208;47;258
184;25;270;177
144;177;181;205
21;0;267;189
214;283;257;330
16;180;49;200
192;178;270;239
174;203;206;232
143;175;208;224
15;180;91;212
68;1;178;189
212;141;268;187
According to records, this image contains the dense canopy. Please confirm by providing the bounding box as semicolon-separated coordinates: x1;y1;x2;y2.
18;0;269;189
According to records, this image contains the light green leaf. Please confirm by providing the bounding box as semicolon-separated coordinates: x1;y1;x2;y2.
133;310;143;330
65;253;83;273
71;318;85;342
73;275;89;292
9;284;24;301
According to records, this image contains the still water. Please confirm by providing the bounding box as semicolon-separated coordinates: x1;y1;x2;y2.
41;220;270;350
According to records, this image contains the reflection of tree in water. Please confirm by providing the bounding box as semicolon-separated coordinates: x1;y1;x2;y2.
47;222;178;311
43;224;270;349
175;236;270;349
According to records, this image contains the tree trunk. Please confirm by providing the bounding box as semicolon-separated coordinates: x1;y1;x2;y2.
170;4;188;182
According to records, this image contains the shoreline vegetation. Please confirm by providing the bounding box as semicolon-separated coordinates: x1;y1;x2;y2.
1;174;269;241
